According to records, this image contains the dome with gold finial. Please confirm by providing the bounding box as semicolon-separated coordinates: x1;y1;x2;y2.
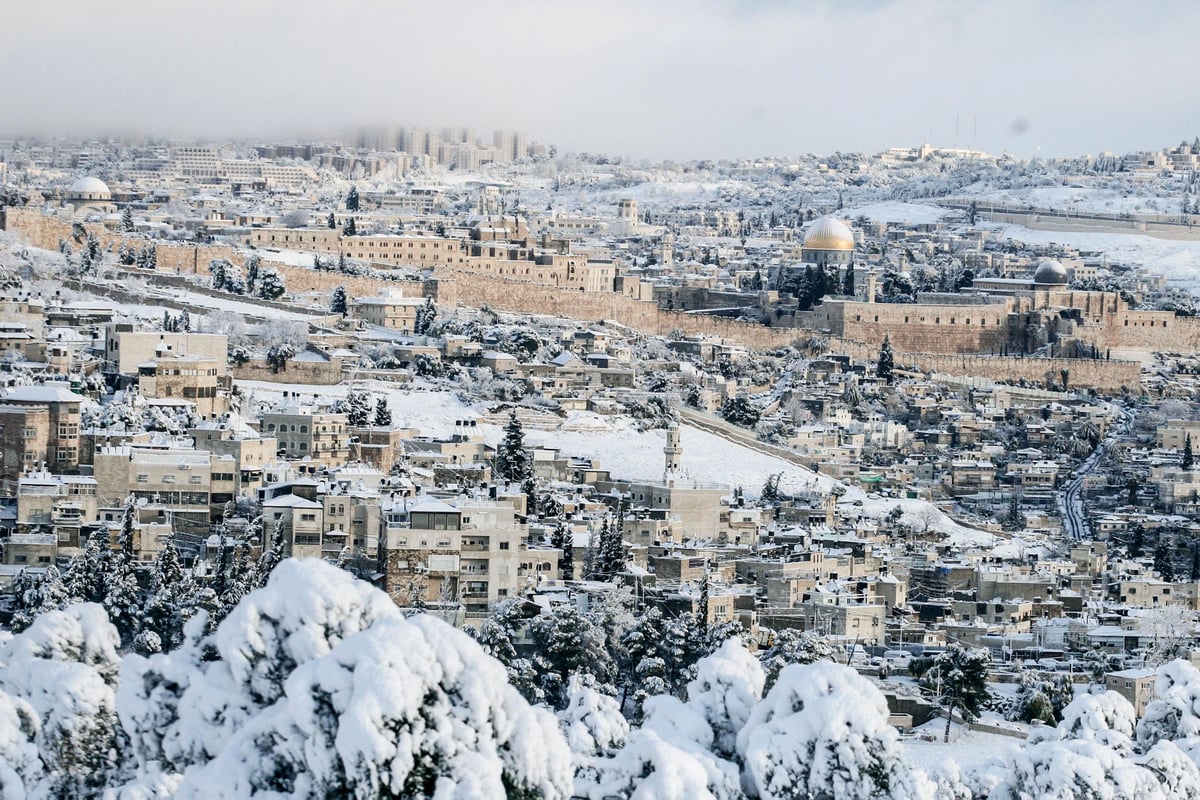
803;216;855;251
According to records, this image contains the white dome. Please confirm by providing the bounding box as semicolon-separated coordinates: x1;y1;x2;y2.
1033;259;1068;285
69;176;111;198
803;217;855;251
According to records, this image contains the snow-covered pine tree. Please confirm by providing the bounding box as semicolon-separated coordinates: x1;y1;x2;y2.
758;627;834;690
105;499;145;645
209;258;230;291
255;269;285;300
330;285;348;314
415;296;437;335
596;513;628;582
372;396;392;427
529;604;617;709
344;388;371;427
0;603;124;798
495;410;532;483
918;643;991;742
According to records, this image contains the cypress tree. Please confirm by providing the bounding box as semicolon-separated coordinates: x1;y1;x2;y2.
1155;538;1176;582
550;521;574;580
495;411;531;483
876;335;894;382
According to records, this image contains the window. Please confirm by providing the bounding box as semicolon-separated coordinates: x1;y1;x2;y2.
136;474;149;483
499;541;510;550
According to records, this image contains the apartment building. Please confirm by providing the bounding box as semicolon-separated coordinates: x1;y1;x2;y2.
383;496;548;616
93;446;214;540
261;404;350;466
136;354;230;419
104;326;228;376
262;493;325;559
2;384;85;474
15;471;99;550
0;403;50;486
189;419;277;499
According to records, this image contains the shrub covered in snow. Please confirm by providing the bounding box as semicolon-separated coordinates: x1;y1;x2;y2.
119;559;573;799
736;661;928;800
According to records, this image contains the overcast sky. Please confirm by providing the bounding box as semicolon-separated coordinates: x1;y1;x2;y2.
2;0;1196;161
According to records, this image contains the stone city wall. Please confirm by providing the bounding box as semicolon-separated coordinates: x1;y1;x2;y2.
794;299;1012;355
231;357;346;385
432;267;802;349
830;338;1142;393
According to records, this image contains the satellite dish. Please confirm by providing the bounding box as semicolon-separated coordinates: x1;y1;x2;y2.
136;497;148;508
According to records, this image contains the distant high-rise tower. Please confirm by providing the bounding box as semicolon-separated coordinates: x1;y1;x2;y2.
664;422;681;483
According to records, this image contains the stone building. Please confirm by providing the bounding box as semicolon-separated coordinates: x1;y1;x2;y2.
261;404;350;467
136;354;230;419
0;403;50;486
104;326;228;377
14;471;99;550
354;289;426;332
66;176;116;215
383;496;551;618
2;385;84;474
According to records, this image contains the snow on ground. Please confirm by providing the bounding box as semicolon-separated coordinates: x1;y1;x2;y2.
844;201;951;225
902;723;1019;776
977;186;1179;216
127;286;320;322
238;381;475;439
985;221;1200;290
523;414;836;497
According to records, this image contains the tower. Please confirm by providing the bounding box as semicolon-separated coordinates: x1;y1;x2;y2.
867;269;878;303
618;198;638;223
664;422;681;483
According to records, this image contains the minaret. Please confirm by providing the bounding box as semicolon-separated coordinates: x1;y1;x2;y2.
867;269;878;303
664;422;682;485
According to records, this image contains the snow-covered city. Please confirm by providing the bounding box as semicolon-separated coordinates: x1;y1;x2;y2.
6;2;1200;798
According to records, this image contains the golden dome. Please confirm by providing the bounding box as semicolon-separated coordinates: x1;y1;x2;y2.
803;217;855;251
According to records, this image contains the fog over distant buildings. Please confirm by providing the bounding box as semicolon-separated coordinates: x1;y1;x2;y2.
2;0;1198;160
